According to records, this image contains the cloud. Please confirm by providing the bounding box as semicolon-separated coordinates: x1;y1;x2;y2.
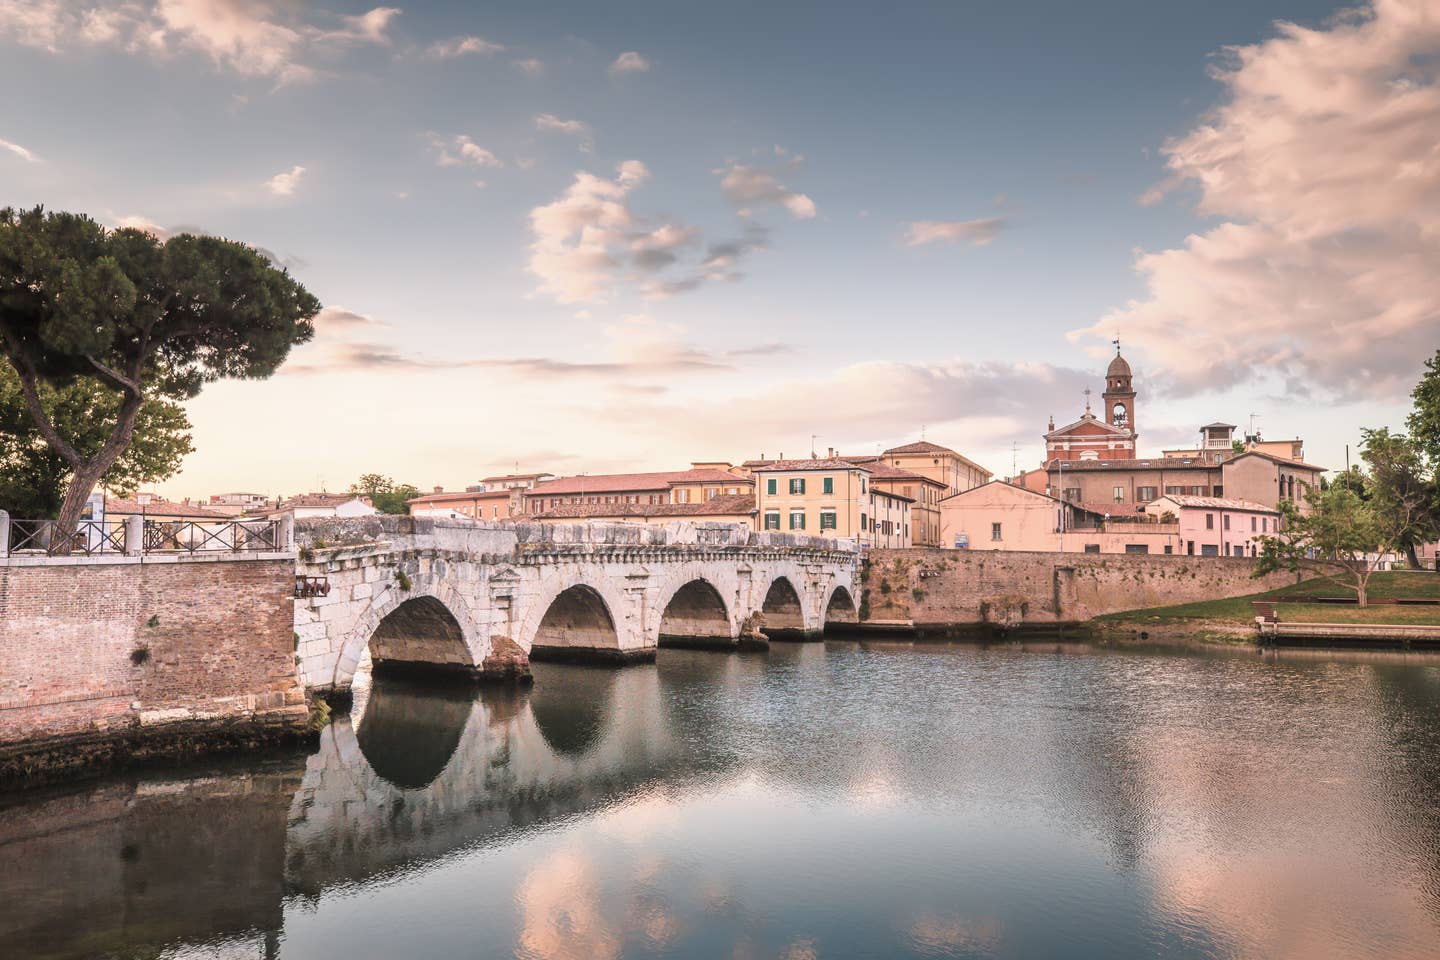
112;215;170;238
609;51;650;75
265;164;306;196
526;160;652;303
0;1;399;84
313;306;387;333
904;218;1006;247
426;34;503;59
0;137;39;162
1074;0;1440;400
428;133;503;168
534;113;588;135
512;57;543;76
715;161;817;219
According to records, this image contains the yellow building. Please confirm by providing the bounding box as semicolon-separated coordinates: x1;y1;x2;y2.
846;457;947;547
752;459;911;547
881;440;992;494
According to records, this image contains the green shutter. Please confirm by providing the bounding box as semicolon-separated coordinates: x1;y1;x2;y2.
767;478;776;495
823;477;833;494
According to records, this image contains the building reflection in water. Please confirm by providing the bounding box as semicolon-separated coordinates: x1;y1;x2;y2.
4;645;1440;959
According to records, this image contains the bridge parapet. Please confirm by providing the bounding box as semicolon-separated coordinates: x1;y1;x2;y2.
293;518;860;697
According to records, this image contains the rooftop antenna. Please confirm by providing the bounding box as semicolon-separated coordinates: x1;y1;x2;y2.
810;434;820;458
921;424;927;440
1011;442;1019;480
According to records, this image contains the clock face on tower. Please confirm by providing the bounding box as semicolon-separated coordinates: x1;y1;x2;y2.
1113;402;1128;427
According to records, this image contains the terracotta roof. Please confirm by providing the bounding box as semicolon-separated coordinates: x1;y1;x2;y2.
883;440;957;456
528;469;753;497
1153;494;1277;512
939;480;1109;517
1230;450;1326;471
1045;411;1133;439
871;488;915;503
480;472;554;483
407;489;511;505
849;459;939;484
1201;421;1237;430
749;458;871;473
105;497;231;519
533;494;757;520
280;493;374;508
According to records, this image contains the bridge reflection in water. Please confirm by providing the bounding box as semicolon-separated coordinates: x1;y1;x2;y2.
7;644;1440;960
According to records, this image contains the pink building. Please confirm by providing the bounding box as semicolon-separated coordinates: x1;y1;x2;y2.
1143;495;1279;558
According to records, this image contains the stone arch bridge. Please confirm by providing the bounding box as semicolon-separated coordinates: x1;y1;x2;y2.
294;517;860;698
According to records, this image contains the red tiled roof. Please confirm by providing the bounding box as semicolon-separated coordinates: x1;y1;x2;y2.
883;440;957;456
105;497;231;519
281;493;373;508
1153;494;1277;512
845;457;939;484
533;494;757;520
480;472;554;483
528;469;754;496
749;458;871;473
407;489;511;505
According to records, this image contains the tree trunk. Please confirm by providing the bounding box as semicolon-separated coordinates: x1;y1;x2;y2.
49;393;145;555
1407;542;1421;570
1356;578;1368;608
52;460;109;552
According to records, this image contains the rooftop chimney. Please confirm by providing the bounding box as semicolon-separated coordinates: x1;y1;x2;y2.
433;486;444;494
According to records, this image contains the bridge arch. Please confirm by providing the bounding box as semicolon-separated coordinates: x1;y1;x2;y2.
760;576;808;639
657;577;734;649
525;579;634;663
333;581;480;692
824;584;859;631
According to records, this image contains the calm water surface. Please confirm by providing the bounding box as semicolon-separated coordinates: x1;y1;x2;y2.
5;640;1440;960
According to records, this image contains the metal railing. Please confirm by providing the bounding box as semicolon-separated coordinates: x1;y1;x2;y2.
2;513;286;557
6;519;129;556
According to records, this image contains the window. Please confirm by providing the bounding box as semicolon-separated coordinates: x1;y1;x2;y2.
860;513;868;531
1190;486;1206;495
789;511;806;530
903;485;913;499
764;512;780;530
822;477;834;494
1223;515;1230;531
767;478;777;495
991;522;1002;541
1064;487;1081;502
1163;545;1173;554
1205;514;1214;530
1250;516;1257;532
1233;545;1244;557
1084;544;1100;554
1113;486;1125;503
1136;486;1157;502
1201;544;1219;557
1164;485;1183;495
1213;485;1224;496
789;478;806;495
820;511;837;530
1125;544;1149;554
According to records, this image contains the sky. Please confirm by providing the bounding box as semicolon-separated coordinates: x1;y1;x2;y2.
2;0;1437;497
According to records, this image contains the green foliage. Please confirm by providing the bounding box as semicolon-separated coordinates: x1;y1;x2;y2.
1360;427;1438;566
1254;486;1390;605
0;365;192;517
0;206;318;535
1408;349;1440;466
1231;439;1246;453
350;474;421;515
306;697;332;732
394;567;413;591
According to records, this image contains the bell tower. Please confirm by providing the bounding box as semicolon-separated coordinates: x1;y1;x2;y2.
1102;338;1136;436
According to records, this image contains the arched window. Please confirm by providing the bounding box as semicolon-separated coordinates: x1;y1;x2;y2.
1112;402;1128;427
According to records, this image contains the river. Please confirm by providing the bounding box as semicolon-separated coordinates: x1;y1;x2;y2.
4;639;1440;959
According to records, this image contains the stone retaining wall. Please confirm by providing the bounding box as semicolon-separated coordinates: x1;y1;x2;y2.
862;548;1300;628
0;554;311;781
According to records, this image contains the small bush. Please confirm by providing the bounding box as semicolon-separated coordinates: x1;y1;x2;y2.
879;580;892;595
394;568;413;591
912;587;926;601
306;698;332;732
298;546;314;563
145;614;159;628
130;647;150;666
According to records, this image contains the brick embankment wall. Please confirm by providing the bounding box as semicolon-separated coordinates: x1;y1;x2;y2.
0;556;312;782
861;549;1299;628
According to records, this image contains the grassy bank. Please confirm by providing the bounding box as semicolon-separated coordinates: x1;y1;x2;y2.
1093;571;1440;636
